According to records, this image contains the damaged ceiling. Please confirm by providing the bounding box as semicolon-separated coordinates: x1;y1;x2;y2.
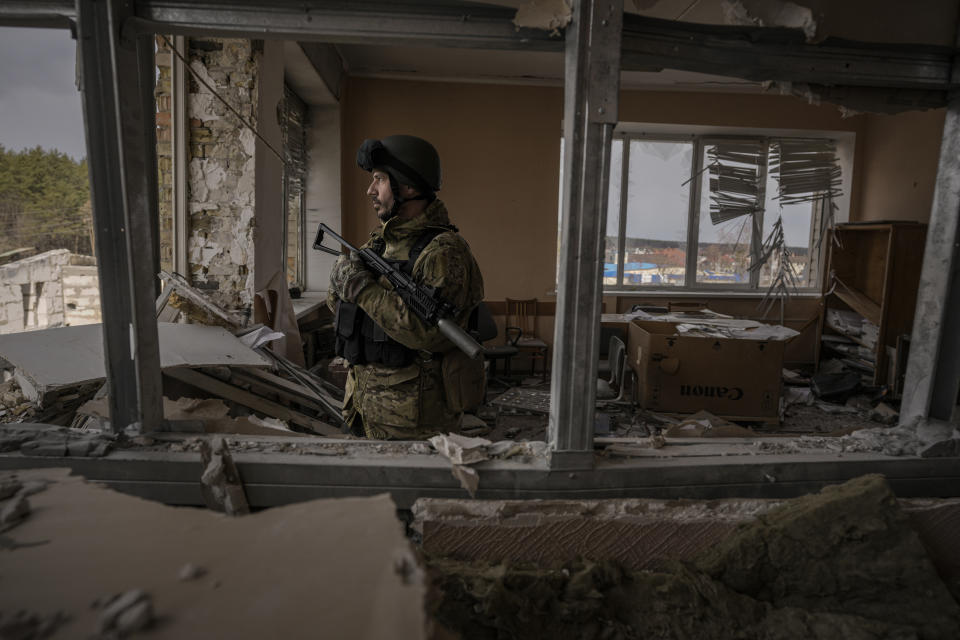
322;0;960;111
334;44;763;92
490;0;960;46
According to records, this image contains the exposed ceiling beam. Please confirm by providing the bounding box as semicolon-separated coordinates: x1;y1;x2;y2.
130;0;563;51
621;14;955;91
1;1;954;94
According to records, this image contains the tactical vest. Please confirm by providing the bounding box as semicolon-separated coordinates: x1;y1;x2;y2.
334;227;449;367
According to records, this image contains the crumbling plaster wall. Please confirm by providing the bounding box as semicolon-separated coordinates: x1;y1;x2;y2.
186;38;259;312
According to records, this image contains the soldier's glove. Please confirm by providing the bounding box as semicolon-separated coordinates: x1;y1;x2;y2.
330;252;375;303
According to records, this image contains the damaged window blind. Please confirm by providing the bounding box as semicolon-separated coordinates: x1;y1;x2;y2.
768;138;842;204
706;140;766;225
279;85;308;287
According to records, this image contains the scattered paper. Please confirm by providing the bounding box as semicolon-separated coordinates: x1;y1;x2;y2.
429;433;492;465
663;410;758;438
784;386;814;406
238;327;286;350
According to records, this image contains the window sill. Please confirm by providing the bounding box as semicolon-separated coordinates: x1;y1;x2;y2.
546;289;823;299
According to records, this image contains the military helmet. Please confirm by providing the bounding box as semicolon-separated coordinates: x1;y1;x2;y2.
357;135;442;193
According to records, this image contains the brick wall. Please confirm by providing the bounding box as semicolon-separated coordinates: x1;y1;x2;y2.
185;38;259;313
155;35;174;273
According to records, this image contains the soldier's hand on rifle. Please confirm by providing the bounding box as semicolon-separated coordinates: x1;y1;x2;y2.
330;251;375;303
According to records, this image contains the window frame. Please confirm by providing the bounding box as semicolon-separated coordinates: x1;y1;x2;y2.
602;123;854;295
280;84;308;290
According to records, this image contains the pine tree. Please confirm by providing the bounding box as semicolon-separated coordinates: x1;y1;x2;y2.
0;145;92;256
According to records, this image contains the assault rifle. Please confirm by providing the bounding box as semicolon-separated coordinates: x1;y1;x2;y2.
313;223;483;360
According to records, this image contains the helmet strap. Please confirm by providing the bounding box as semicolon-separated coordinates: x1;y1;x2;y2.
381;174;434;222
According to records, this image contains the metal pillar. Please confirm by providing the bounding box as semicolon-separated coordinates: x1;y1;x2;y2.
77;0;163;432
900;93;960;426
171;34;190;277
549;0;623;469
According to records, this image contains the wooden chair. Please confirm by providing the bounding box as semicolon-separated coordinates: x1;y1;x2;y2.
505;298;549;383
474;302;518;390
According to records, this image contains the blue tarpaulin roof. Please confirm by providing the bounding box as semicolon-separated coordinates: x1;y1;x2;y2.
603;262;658;277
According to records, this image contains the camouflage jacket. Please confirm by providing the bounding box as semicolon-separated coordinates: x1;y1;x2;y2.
328;199;484;439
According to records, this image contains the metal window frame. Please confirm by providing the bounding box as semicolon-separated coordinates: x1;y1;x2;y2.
171;34;189;278
606;131;826;294
279;83;309;290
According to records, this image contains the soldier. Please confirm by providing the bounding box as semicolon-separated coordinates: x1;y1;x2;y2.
327;135;485;439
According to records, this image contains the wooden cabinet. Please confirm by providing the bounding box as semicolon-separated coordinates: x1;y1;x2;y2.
816;222;927;387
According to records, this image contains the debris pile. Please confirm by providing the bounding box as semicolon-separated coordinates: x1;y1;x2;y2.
0;423;113;459
430;432;548;497
0;272;344;442
426;475;960;639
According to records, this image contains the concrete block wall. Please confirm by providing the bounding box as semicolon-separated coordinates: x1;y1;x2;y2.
61;264;101;327
0;250;72;334
185;38;259;312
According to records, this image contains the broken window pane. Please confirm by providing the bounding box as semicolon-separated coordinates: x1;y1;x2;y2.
280;85;308;288
624;140;692;287
757;174;815;289
697;143;755;286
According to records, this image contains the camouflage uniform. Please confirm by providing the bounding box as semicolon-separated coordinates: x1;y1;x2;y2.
327;199;484;439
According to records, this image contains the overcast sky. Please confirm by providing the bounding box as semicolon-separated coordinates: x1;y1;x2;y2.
0;27;87;160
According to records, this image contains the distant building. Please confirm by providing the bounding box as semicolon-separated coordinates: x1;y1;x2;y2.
0;249;100;334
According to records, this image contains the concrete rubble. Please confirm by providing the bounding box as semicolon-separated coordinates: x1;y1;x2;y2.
178;563;207;582
199;435;250;516
0;274;343;438
0;609;70;640
430;433;548;497
422;475;960;639
95;589;155;637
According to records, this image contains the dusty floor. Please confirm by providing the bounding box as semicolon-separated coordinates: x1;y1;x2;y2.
469;379;892;444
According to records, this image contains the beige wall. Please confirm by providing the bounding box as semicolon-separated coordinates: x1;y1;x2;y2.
857;108;945;223
341;79;564;302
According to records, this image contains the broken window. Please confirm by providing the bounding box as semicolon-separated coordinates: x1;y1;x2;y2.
279;85;308;289
598;126;851;293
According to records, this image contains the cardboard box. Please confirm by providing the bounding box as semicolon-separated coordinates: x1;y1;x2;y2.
627;320;785;420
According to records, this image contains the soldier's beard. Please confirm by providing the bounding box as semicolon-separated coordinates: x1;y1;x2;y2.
374;198;398;223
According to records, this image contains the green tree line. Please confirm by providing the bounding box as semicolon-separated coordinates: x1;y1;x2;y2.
0;145;92;256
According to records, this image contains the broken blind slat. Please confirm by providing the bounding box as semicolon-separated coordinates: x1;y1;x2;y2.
707;140;765;225
769;138;842;205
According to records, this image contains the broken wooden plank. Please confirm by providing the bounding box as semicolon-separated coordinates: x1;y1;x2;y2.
226;377;340;422
155;282;179;322
230;367;343;412
158;271;247;329
164;367;340;437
